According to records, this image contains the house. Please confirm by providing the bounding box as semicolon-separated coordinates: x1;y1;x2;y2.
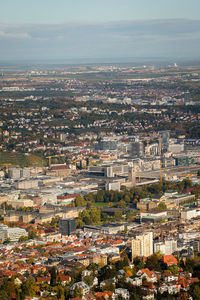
96;291;115;299
163;272;178;282
142;291;154;300
115;288;130;299
163;254;177;266
137;269;158;283
36;277;51;284
82;294;96;300
100;278;116;289
70;282;90;296
126;275;142;286
82;270;91;277
159;282;181;294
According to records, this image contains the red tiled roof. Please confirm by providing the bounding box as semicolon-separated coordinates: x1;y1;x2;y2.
50;165;69;170
163;255;177;266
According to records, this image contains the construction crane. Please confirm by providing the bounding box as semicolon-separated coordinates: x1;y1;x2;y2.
0;163;12;173
74;159;77;175
146;137;150;155
159;135;162;156
47;154;65;168
120;246;128;255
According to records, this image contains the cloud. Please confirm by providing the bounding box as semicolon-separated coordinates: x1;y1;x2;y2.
0;19;200;60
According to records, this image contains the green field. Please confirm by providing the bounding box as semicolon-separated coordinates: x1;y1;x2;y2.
0;152;46;167
94;202;118;208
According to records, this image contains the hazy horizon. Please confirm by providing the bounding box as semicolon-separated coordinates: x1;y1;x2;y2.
1;0;200;62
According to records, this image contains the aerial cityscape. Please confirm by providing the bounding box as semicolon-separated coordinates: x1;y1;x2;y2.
1;0;200;300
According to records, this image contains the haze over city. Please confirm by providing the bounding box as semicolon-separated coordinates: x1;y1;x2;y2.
1;0;200;61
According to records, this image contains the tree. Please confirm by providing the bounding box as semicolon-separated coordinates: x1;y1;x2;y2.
190;284;200;300
157;202;167;211
4;238;11;244
102;282;115;292
28;230;37;240
18;236;28;242
50;267;57;286
96;190;105;203
118;200;126;208
71;286;83;298
114;211;123;221
22;276;36;297
83;275;94;286
27;257;34;264
75;195;86;207
56;285;65;300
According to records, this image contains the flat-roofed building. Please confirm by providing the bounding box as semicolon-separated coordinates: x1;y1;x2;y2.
132;232;153;259
0;224;28;242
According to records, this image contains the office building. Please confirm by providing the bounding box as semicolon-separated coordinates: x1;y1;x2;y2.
59;218;76;235
130;141;144;157
159;131;170;153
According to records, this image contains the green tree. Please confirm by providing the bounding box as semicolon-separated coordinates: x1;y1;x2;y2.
71;286;83;298
157;202;167;211
57;285;65;300
96;190;105;203
22;276;36;297
118;200;126;208
83;275;94;286
75;195;86;207
50;267;57;286
28;230;37;240
114;211;123;221
18;235;28;242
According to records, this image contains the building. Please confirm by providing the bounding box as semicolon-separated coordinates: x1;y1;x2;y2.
105;181;121;191
88;163;129;178
159;130;170;153
130;141;144;157
97;139;117;150
184;91;191;105
191;238;200;252
8;167;22;179
168;142;184;153
46;164;71;177
175;156;195;166
154;240;177;255
181;209;200;220
132;232;153;258
59;218;76;235
0;224;28;242
128;166;136;186
14;179;39;190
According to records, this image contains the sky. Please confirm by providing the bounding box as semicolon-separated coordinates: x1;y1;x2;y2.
0;0;200;61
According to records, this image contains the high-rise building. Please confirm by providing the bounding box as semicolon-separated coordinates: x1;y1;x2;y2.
184;91;191;105
128;166;136;186
59;218;76;236
159;131;170;153
132;232;153;259
131;141;144;157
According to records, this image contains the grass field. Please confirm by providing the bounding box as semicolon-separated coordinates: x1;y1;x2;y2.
94;202;118;208
0;152;46;167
